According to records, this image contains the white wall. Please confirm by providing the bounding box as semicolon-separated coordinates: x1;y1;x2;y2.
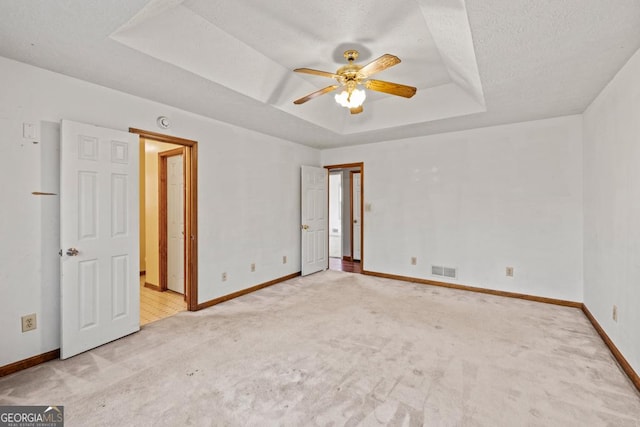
583;48;640;374
0;56;319;367
322;116;584;302
4;46;637;378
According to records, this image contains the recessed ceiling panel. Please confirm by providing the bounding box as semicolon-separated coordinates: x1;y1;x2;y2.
183;0;452;90
111;0;485;134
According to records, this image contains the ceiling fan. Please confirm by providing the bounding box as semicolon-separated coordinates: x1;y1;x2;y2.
293;50;417;114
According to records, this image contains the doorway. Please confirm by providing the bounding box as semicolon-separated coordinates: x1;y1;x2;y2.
131;128;198;325
329;172;343;258
325;163;364;273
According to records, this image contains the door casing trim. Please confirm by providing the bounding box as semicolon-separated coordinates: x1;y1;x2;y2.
325;162;364;271
130;128;198;311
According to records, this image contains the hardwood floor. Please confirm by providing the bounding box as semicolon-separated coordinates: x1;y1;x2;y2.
329;257;362;273
140;275;187;325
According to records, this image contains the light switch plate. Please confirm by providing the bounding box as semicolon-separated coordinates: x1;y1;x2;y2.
23;122;37;139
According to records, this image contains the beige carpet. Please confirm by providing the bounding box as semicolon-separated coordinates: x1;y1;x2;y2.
1;270;639;426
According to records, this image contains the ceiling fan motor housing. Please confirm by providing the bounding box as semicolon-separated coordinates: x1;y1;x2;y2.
344;49;359;62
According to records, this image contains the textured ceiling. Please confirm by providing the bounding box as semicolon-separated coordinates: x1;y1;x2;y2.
109;0;485;135
0;0;639;149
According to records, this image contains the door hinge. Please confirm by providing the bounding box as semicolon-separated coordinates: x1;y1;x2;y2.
58;249;63;257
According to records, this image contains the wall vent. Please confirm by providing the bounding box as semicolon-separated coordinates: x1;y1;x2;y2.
432;265;457;279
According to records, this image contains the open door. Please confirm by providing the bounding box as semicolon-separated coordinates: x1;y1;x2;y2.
131;128;198;311
301;165;328;276
159;147;186;295
60;120;140;359
325;162;364;270
351;171;362;261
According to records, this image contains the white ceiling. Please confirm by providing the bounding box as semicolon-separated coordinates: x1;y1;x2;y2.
1;0;639;149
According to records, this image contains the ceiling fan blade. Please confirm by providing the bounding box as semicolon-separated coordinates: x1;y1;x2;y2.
358;54;401;78
365;79;417;98
294;68;339;79
293;85;340;104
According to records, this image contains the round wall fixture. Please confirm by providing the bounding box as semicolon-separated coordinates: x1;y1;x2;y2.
156;116;170;129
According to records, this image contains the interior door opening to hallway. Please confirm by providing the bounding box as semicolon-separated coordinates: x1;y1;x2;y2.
60;123;199;359
325;163;364;274
132;129;199;326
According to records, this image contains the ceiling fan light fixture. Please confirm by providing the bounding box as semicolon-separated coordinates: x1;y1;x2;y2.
335;88;366;109
293;50;415;113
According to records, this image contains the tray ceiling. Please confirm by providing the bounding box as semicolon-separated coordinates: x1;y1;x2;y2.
0;0;639;148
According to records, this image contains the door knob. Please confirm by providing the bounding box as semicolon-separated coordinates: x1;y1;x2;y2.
66;248;79;256
301;224;309;230
354;219;358;224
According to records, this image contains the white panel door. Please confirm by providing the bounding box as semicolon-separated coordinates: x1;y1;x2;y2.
167;153;184;294
301;165;328;276
352;172;362;261
60;120;139;359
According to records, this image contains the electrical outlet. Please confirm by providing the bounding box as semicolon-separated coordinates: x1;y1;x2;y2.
411;257;417;265
251;263;256;272
22;313;37;332
282;255;287;264
221;272;227;282
612;305;618;322
506;267;514;277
